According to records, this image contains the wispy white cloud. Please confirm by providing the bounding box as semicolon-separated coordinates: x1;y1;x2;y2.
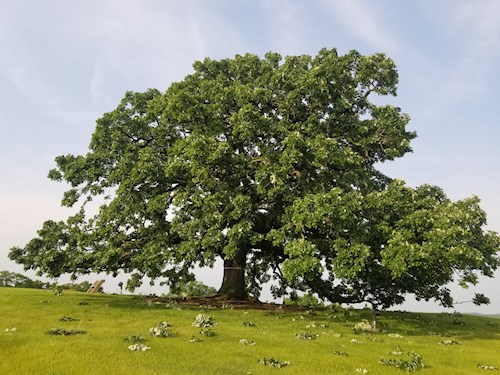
0;39;66;119
78;1;248;103
417;1;500;117
448;1;500;85
261;0;305;53
1;1;249;117
320;0;399;53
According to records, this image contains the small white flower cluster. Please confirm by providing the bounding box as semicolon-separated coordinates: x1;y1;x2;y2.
192;313;217;328
4;327;17;332
149;321;174;337
354;320;377;333
239;338;256;346
356;368;368;374
391;349;403;356
387;333;403;338
306;322;328;329
438;339;460;345
478;364;498;371
128;344;151;351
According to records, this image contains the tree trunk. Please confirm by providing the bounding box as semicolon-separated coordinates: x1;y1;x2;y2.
217;249;247;300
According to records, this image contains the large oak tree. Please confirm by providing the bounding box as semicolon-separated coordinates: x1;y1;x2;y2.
10;49;499;308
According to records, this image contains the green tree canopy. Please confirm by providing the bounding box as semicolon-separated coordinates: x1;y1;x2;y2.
10;49;499;307
0;271;48;289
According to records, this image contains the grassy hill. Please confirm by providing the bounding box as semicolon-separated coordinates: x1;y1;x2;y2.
1;287;499;374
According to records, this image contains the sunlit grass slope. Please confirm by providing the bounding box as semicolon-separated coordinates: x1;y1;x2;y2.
1;287;499;374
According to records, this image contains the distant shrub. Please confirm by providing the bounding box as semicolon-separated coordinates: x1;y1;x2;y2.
59;281;91;292
284;293;324;308
166;280;217;298
0;271;49;289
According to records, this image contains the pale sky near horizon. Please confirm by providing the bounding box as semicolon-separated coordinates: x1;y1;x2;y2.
1;0;500;313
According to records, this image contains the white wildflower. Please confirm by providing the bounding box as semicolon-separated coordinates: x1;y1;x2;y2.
128;344;151;351
192;314;217;328
239;338;256;346
388;333;403;338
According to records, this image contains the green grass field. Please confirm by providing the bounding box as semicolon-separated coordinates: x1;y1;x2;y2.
1;287;499;374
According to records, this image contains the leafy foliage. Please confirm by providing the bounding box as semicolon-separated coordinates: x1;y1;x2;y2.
258;357;290;368
149;321;174;337
124;334;147;343
379;351;424;372
58;281;91;292
294;331;319;340
165;280;216;298
192;314;216;328
199;328;216;337
9;49;499;307
283;293;324;308
47;328;87;336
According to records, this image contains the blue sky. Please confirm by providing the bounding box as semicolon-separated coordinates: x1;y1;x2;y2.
1;0;499;313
